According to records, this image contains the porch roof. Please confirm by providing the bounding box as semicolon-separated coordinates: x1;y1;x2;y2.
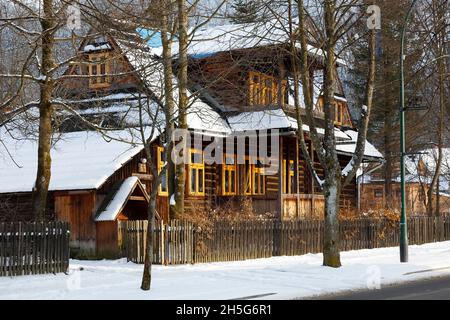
95;176;149;222
336;129;383;159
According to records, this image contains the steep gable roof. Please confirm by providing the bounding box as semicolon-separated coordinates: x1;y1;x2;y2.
95;176;150;222
166;20;346;66
0;127;144;193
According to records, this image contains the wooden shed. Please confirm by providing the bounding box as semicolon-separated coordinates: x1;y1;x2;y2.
0;128;167;258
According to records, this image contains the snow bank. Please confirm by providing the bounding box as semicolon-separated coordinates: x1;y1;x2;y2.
1;241;450;300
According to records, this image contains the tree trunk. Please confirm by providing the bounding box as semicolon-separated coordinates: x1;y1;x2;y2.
31;0;54;222
160;13;177;220
426;2;445;217
141;192;156;290
174;0;188;217
323;176;342;267
383;106;394;209
384;152;393;209
321;0;342;268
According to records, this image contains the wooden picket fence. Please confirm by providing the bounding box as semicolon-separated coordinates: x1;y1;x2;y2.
0;221;70;277
119;220;194;265
119;216;450;265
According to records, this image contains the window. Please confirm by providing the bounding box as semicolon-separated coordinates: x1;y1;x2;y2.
157;146;168;196
374;189;383;198
222;154;237;196
283;160;296;194
88;53;111;89
315;99;349;126
248;71;286;106
189;149;205;196
244;158;265;195
335;103;343;125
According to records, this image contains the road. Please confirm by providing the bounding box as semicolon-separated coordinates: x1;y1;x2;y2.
314;275;450;300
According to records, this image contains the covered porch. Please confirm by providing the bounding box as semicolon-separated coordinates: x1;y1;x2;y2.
277;134;327;220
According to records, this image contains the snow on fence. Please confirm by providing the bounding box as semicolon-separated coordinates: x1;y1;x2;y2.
0;221;70;277
119;216;450;265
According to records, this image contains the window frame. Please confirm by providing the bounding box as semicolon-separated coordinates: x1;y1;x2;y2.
88;52;111;89
374;189;383;198
244;157;265;196
188;148;205;196
335;102;343;125
222;154;237;196
157;146;168;196
248;71;286;106
252;165;265;195
283;159;295;194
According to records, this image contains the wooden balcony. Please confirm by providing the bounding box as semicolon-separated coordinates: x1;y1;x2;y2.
281;193;325;220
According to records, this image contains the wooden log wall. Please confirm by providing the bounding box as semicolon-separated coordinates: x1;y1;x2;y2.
189;52;248;111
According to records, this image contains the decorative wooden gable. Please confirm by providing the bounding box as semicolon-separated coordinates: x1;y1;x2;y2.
59;35;142;99
95;176;152;222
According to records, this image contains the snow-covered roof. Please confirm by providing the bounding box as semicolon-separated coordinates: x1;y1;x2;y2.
227;109;296;131
167;20;346;65
187;101;231;134
83;43;112;53
116;40;231;135
226;109;351;141
95;176;147;222
395;148;450;190
0;128;145;193
405;148;450;176
336;129;383;159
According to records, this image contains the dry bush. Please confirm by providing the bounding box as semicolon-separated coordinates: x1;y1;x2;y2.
180;197;275;226
360;208;400;222
178;197;275;256
340;208;401;243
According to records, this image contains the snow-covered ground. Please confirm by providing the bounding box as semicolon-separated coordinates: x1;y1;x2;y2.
2;241;450;300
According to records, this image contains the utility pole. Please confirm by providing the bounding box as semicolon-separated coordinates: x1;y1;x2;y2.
399;0;419;263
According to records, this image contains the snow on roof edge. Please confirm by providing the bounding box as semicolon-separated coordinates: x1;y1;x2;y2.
95;176;141;222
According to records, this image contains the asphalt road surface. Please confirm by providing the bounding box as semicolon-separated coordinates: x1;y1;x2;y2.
314;275;450;300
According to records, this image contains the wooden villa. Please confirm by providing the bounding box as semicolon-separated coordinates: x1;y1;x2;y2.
0;21;383;258
361;150;450;215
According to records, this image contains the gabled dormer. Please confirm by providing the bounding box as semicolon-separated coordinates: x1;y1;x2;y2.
59;35;143;99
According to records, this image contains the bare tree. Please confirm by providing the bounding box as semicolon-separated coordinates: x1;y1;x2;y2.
416;0;449;218
0;0;88;221
286;0;377;267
